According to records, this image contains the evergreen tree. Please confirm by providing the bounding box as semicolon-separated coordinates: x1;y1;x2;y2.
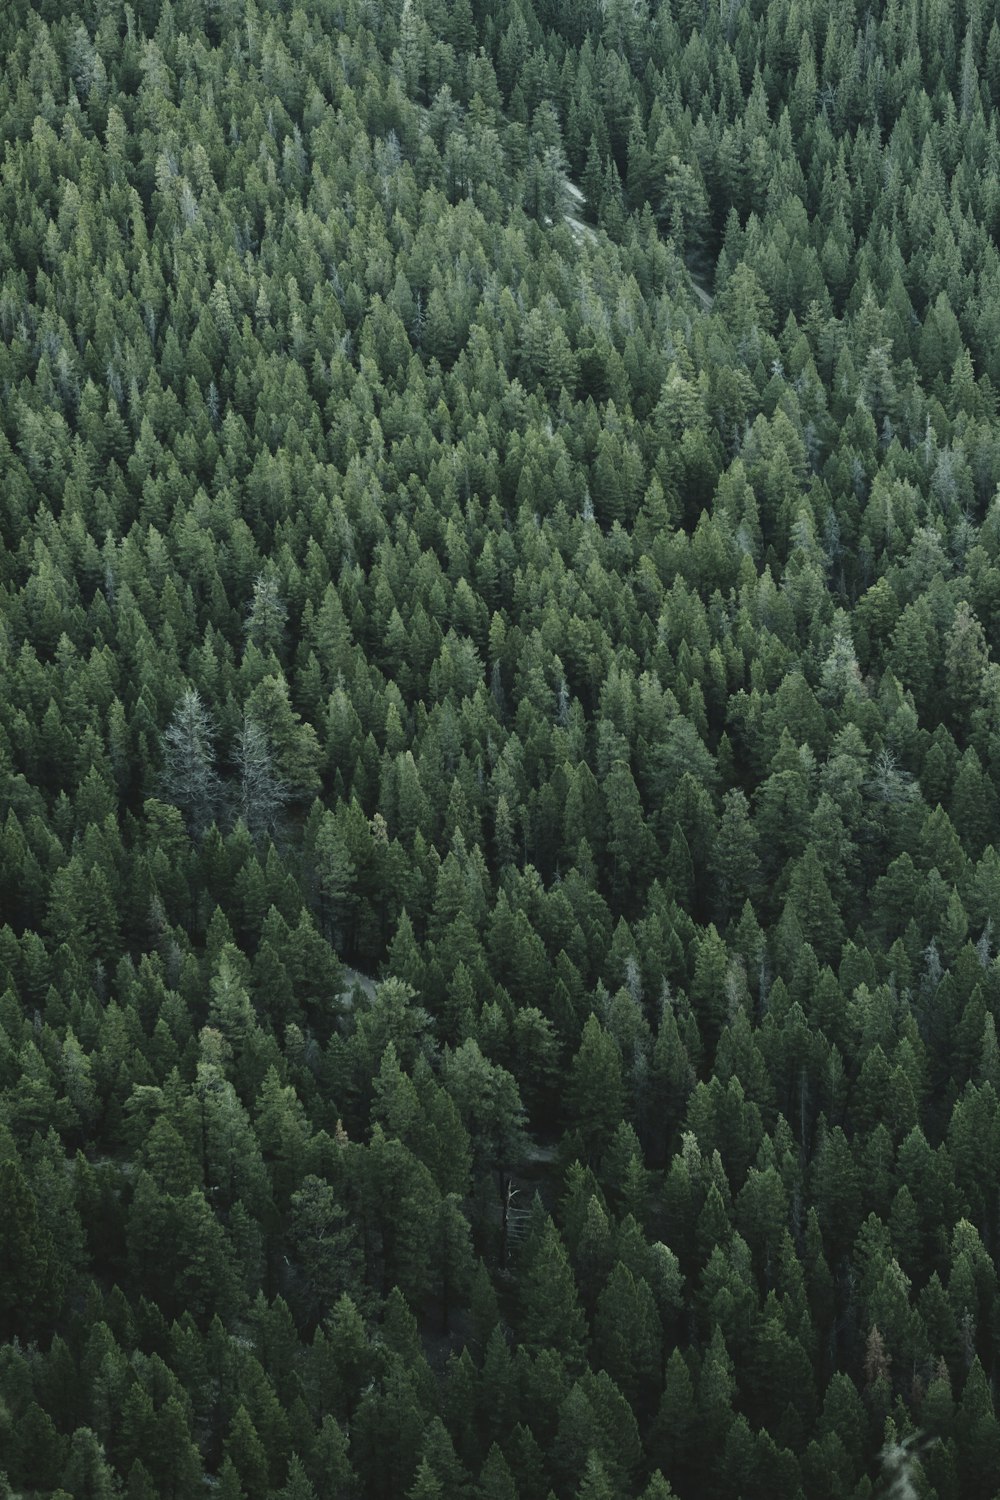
235;713;288;841
161;688;221;836
0;1156;61;1339
517;1218;588;1370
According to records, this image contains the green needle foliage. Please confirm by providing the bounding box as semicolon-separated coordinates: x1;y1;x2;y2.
3;0;1000;1496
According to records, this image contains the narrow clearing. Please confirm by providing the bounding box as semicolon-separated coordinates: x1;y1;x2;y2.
689;278;715;312
560;171;713;311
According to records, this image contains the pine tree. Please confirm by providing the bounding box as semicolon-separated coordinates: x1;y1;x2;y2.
604;760;657;911
575;1453;618;1500
408;1458;444;1500
277;1455;319;1500
289;1174;363;1323
517;1219;588;1370
711;789;761;924
161;687;221;836
565;1015;626;1161
0;1157;61;1339
235;713;288;840
224;1406;270;1500
593;1261;661;1408
60;1429;117;1500
308;1415;358;1500
479;1445;520;1500
246;574;288;656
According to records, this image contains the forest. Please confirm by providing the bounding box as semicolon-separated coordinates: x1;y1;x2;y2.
4;0;1000;1495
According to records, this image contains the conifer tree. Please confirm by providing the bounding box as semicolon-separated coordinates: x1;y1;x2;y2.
161;688;221;836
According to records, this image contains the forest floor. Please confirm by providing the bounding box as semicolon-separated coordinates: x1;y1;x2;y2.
560;171;715;311
689;277;715;311
337;966;379;1007
562;178;599;245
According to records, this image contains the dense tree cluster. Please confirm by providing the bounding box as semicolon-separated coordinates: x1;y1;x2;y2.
4;0;1000;1495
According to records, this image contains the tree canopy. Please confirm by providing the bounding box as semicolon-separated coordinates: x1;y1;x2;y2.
3;0;1000;1496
